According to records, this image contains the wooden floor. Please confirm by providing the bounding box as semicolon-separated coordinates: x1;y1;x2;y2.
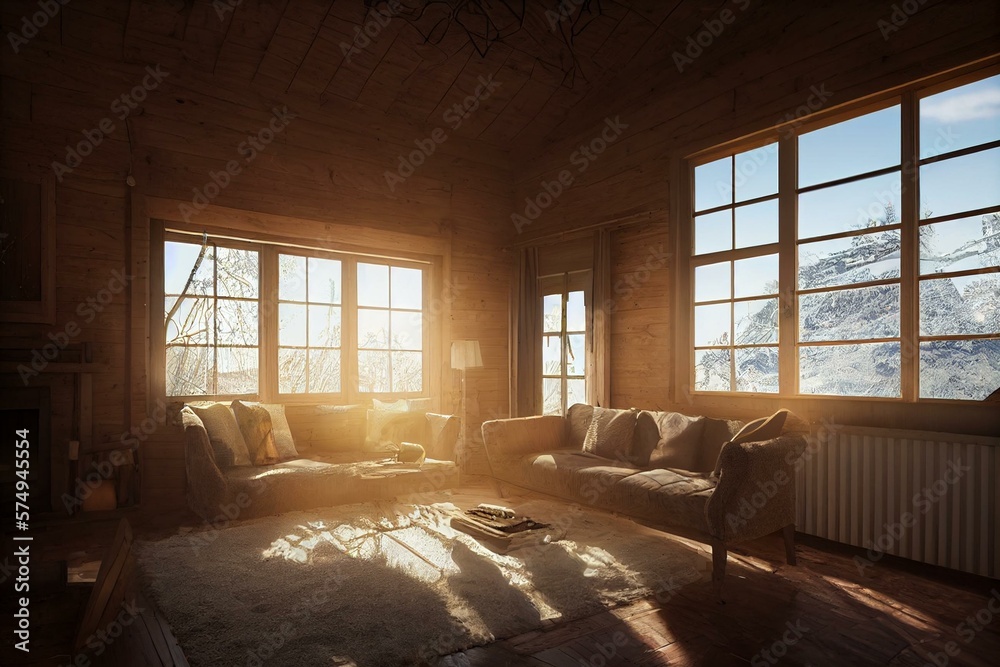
5;480;999;667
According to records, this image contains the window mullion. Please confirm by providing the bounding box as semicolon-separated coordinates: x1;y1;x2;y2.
344;257;359;404
260;246;278;401
778;134;797;395
900;90;919;401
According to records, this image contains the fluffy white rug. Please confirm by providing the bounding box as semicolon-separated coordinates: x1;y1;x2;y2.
136;497;709;666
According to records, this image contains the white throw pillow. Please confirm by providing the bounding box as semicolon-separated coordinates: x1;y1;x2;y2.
364;399;408;451
259;403;299;460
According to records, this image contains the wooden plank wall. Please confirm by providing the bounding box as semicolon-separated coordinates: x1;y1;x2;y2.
512;0;1000;431
0;6;512;512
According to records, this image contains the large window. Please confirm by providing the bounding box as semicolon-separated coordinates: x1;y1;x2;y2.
687;68;1000;401
161;232;430;401
541;272;588;415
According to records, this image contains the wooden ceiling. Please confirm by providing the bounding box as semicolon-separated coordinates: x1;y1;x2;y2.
62;0;706;150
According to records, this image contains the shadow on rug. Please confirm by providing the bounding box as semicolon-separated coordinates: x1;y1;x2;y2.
135;498;709;666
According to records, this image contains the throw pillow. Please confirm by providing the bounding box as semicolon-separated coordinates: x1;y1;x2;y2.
645;412;706;471
189;403;251;468
582;407;638;461
364;399;409;451
566;403;594;450
259;403;299;460
712;409;789;478
231;400;280;465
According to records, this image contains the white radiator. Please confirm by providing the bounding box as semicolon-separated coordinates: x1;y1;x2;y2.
795;423;1000;578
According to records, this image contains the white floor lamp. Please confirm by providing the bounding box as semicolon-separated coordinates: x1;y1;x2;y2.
451;339;483;468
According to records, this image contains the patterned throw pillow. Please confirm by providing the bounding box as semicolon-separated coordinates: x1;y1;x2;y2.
582;407;638;461
645;412;706;471
231;400;280;465
259;403;299;460
189;403;251;468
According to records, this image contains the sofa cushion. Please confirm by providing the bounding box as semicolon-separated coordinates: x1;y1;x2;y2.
504;450;640;505
612;469;716;534
189;403;251;467
582;407;638;461
565;403;594;450
231;400;280;465
634;411;706;471
699;417;744;473
364;399;409;451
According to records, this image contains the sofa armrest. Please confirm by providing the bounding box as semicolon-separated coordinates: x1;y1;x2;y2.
424;412;460;461
481;415;566;463
705;434;806;543
181;409;228;520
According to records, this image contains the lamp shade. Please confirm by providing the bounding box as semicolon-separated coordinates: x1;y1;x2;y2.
451;340;483;370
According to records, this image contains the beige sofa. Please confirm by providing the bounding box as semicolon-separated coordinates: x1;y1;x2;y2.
182;403;460;522
481;404;808;590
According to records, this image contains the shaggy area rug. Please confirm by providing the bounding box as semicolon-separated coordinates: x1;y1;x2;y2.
135;497;709;666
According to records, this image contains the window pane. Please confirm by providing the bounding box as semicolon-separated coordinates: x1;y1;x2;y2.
798;230;901;290
920;74;1000;159
735;142;778;202
566;334;586;376
216;247;258;298
695;210;732;254
798;106;900;187
216;300;257;345
694;156;732;212
391;267;422;309
279;304;306;346
567;378;586;406
279;254;307;301
735;299;778;344
735;199;778;249
308;258;341;304
694;262;731;302
694;349;730;391
567;291;586;331
799;172;901;239
920;340;1000;400
735;347;779;393
543;294;562;333
391;351;422;392
920;273;1000;336
166;346;211;396
799;343;900;397
217;347;258;395
165;297;213;345
695;303;730;346
799;284;900;342
542;378;563;415
390;310;421;350
358;350;390;392
309;349;341;393
278;348;306;393
358;262;389;307
733;254;778;299
309;305;342;347
358;308;390;349
920;147;1000;219
165;241;212;294
542;334;562;373
920;213;1000;274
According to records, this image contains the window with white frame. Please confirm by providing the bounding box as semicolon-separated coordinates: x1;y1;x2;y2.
161;232;430;401
688;68;1000;401
540;272;588;415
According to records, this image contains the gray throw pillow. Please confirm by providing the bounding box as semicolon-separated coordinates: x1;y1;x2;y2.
259;403;299;460
189;403;251;467
646;412;705;471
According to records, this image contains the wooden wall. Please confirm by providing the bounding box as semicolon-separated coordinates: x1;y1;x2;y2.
1;13;512;512
513;0;1000;434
